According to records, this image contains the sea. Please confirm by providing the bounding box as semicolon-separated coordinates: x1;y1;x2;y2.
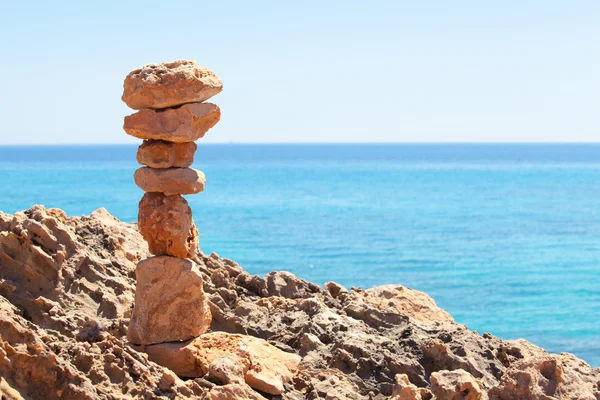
0;144;599;366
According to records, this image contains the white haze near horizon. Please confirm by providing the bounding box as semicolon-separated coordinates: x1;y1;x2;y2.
0;1;599;145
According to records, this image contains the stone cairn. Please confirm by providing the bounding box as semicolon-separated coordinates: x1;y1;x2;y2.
121;60;222;345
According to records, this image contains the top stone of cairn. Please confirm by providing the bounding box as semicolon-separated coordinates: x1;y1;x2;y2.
122;60;223;110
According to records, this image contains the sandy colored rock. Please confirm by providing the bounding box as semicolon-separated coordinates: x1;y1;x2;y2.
488;354;600;400
124;103;220;142
345;284;454;327
145;332;301;395
430;369;485;400
392;373;429;400
207;383;267;400
134;167;205;196
137;193;199;258
137;140;197;168
127;256;211;345
2;206;600;399
122;60;223;110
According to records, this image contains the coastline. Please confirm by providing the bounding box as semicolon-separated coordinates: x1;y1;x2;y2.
0;205;598;399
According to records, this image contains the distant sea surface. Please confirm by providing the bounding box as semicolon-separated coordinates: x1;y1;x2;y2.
1;144;599;366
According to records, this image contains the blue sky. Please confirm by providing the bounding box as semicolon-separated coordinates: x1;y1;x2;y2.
0;1;598;144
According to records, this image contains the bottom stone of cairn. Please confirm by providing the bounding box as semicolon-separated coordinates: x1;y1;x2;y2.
127;256;211;345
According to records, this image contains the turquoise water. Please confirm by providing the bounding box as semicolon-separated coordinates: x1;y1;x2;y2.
0;144;599;366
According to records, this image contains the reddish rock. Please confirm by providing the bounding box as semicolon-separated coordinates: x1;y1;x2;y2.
137;193;199;258
127;256;211;345
122;60;222;110
124;103;220;143
145;332;301;395
137;140;197;168
134;167;205;196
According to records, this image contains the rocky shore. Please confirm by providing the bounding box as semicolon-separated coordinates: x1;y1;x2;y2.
0;206;599;399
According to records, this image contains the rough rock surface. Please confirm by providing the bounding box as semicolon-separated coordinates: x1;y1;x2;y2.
144;332;300;395
137;193;199;258
430;369;485;399
488;354;600;400
1;206;599;399
134;167;205;196
137;140;197;168
122;60;223;110
127;256;211;345
391;374;431;399
124;103;220;142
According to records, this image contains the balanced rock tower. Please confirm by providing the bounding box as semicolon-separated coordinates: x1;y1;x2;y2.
122;60;221;345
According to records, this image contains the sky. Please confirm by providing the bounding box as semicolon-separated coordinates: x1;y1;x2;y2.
0;1;598;144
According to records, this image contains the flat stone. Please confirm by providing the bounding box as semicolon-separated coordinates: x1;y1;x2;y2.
138;193;199;258
127;256;211;345
122;60;223;110
124;103;220;143
145;332;301;395
137;140;197;168
134;167;205;196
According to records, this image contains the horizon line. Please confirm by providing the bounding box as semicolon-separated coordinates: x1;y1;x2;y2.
2;141;600;146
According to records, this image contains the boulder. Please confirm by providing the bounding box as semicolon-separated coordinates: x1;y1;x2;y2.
127;256;211;345
137;140;197;168
145;332;301;395
122;60;222;110
344;284;454;327
134;167;205;196
124;103;220;142
488;354;600;400
137;193;199;258
430;369;485;400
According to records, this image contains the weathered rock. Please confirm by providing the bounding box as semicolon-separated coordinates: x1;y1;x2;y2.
488;354;600;400
206;383;267;400
392;374;430;400
0;207;207;399
291;368;364;399
134;167;205;196
2;206;600;399
122;60;223;110
124;103;221;142
137;193;199;258
145;332;301;395
137;140;197;168
430;369;485;400
127;256;211;345
346;284;454;327
324;281;348;298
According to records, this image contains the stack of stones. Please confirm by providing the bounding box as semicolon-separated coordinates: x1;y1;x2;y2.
121;60;222;346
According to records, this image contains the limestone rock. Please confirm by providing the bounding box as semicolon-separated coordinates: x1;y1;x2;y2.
137;140;197;168
206;383;267;400
127;256;211;345
392;374;430;400
430;369;485;400
347;284;455;327
124;103;220;142
2;206;600;399
134;167;205;196
145;332;301;395
324;281;348;298
488;354;600;400
137;193;199;258
122;60;223;110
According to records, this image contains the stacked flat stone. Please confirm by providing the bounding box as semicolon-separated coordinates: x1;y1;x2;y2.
121;60;222;345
